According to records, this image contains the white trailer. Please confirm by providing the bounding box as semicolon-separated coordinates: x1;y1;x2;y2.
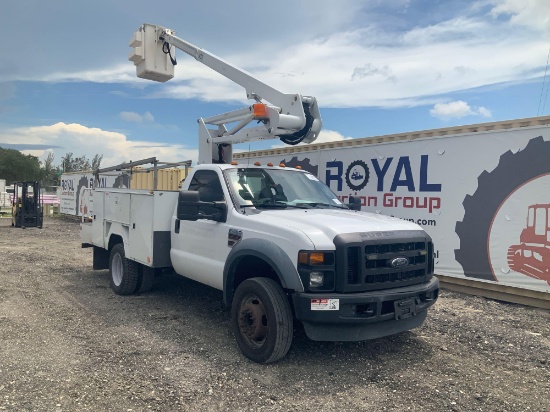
234;116;550;295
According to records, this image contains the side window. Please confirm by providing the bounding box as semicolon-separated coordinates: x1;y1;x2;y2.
188;170;225;202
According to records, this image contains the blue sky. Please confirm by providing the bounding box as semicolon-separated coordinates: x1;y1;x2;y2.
0;0;549;167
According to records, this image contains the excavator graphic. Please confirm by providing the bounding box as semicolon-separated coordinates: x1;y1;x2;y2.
507;204;550;284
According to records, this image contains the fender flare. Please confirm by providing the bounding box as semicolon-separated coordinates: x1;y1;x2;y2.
223;238;304;305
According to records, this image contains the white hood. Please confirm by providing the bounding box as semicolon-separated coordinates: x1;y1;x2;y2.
242;208;423;249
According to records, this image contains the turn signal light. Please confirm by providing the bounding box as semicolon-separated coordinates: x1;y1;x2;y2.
309;252;325;265
298;251;325;265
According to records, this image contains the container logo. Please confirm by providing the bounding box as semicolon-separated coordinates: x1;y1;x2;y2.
345;160;370;191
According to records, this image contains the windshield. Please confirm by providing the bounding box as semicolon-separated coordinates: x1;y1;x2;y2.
224;168;346;209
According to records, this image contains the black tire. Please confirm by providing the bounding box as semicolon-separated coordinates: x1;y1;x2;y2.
109;243;141;295
455;136;550;281
231;277;293;364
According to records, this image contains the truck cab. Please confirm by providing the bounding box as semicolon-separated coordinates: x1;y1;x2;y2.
171;163;439;362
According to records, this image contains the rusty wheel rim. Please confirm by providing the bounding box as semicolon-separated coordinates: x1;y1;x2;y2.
238;294;268;348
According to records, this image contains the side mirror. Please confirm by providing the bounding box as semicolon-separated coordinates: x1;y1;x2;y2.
177;191;200;221
348;195;362;211
177;191;228;223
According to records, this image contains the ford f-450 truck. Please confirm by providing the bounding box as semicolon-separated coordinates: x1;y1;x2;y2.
80;24;439;363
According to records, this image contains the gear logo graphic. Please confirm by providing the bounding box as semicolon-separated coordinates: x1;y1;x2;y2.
345;160;370;191
455;136;550;282
281;157;318;176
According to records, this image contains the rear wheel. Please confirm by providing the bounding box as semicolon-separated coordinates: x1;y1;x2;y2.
231;277;293;364
109;243;141;295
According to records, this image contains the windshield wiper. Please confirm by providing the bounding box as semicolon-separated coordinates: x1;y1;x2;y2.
238;200;288;209
301;202;347;209
239;200;312;209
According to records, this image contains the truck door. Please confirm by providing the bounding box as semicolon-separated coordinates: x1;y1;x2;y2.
171;169;231;290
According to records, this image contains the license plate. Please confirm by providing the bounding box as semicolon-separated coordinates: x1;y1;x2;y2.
394;298;416;320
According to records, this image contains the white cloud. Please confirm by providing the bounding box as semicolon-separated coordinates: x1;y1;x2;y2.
1;0;549;110
143;6;549;109
314;129;353;143
0;123;197;167
119;111;155;123
489;0;550;32
429;100;492;119
476;106;492;117
38;65;136;84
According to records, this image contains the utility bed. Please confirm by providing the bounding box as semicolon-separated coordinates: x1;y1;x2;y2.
81;188;178;268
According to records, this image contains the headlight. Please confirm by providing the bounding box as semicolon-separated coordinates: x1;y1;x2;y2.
309;271;324;287
298;250;335;291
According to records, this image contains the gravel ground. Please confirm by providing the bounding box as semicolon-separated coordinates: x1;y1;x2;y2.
0;217;548;412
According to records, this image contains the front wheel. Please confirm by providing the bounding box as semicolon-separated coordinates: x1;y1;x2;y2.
109;243;141;295
231;277;293;363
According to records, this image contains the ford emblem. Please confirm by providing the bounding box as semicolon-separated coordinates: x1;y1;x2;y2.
390;257;409;268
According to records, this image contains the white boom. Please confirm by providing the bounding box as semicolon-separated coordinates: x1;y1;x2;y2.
129;23;322;164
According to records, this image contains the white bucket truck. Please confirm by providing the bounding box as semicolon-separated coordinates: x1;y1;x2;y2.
81;24;439;363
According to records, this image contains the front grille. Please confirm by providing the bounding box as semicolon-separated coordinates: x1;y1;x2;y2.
334;230;433;292
365;242;425;254
366;254;426;269
347;247;361;284
365;268;425;284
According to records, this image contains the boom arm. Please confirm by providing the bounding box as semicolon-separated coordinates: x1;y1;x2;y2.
129;24;322;164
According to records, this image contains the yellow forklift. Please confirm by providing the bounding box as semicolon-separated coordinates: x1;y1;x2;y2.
11;181;43;229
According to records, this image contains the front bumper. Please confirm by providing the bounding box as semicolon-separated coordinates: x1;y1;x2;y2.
292;277;439;341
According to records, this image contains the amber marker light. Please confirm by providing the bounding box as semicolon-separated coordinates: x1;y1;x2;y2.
309;252;325;265
295;165;302;169
267;162;274;167
299;251;326;265
253;103;268;119
279;163;286;167
298;252;309;264
254;161;261;166
231;161;238;165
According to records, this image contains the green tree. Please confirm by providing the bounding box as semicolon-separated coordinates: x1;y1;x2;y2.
60;152;102;173
91;154;103;171
0;149;104;186
0;147;41;184
40;152;59;187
